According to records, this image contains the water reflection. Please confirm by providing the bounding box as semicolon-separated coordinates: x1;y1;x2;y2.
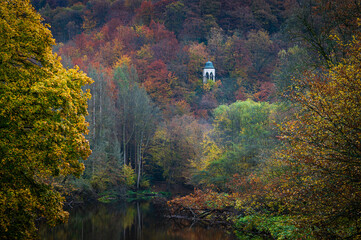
40;201;233;240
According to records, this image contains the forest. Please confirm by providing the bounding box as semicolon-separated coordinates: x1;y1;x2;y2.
0;0;361;239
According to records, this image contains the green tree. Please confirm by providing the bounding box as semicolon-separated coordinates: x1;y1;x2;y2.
193;100;278;188
123;163;136;188
0;1;92;238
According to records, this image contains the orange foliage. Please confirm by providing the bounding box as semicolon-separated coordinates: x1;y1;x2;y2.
168;189;235;213
253;82;276;102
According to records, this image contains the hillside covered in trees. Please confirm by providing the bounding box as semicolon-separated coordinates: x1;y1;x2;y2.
1;0;361;239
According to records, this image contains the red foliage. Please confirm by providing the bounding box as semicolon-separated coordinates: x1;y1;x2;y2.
194;109;209;119
143;60;173;106
152;37;179;63
234;87;248;101
56;0;284;116
149;21;176;42
135;1;154;26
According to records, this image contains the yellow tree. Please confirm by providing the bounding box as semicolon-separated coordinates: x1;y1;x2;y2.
0;1;92;239
271;32;361;238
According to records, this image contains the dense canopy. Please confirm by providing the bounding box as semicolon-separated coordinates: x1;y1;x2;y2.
1;0;361;239
0;0;92;238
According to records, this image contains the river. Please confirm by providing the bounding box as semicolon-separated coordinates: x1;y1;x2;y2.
39;201;235;240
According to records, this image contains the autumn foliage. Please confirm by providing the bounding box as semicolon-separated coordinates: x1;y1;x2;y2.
4;0;361;239
0;0;92;238
208;29;361;239
264;33;361;237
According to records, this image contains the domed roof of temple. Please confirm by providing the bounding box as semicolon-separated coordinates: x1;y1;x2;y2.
204;61;215;69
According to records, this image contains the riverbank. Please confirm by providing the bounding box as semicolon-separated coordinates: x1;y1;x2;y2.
163;189;306;239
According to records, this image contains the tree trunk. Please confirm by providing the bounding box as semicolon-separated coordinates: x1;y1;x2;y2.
137;132;143;189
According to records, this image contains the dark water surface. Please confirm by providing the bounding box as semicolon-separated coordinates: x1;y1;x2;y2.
40;201;234;240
